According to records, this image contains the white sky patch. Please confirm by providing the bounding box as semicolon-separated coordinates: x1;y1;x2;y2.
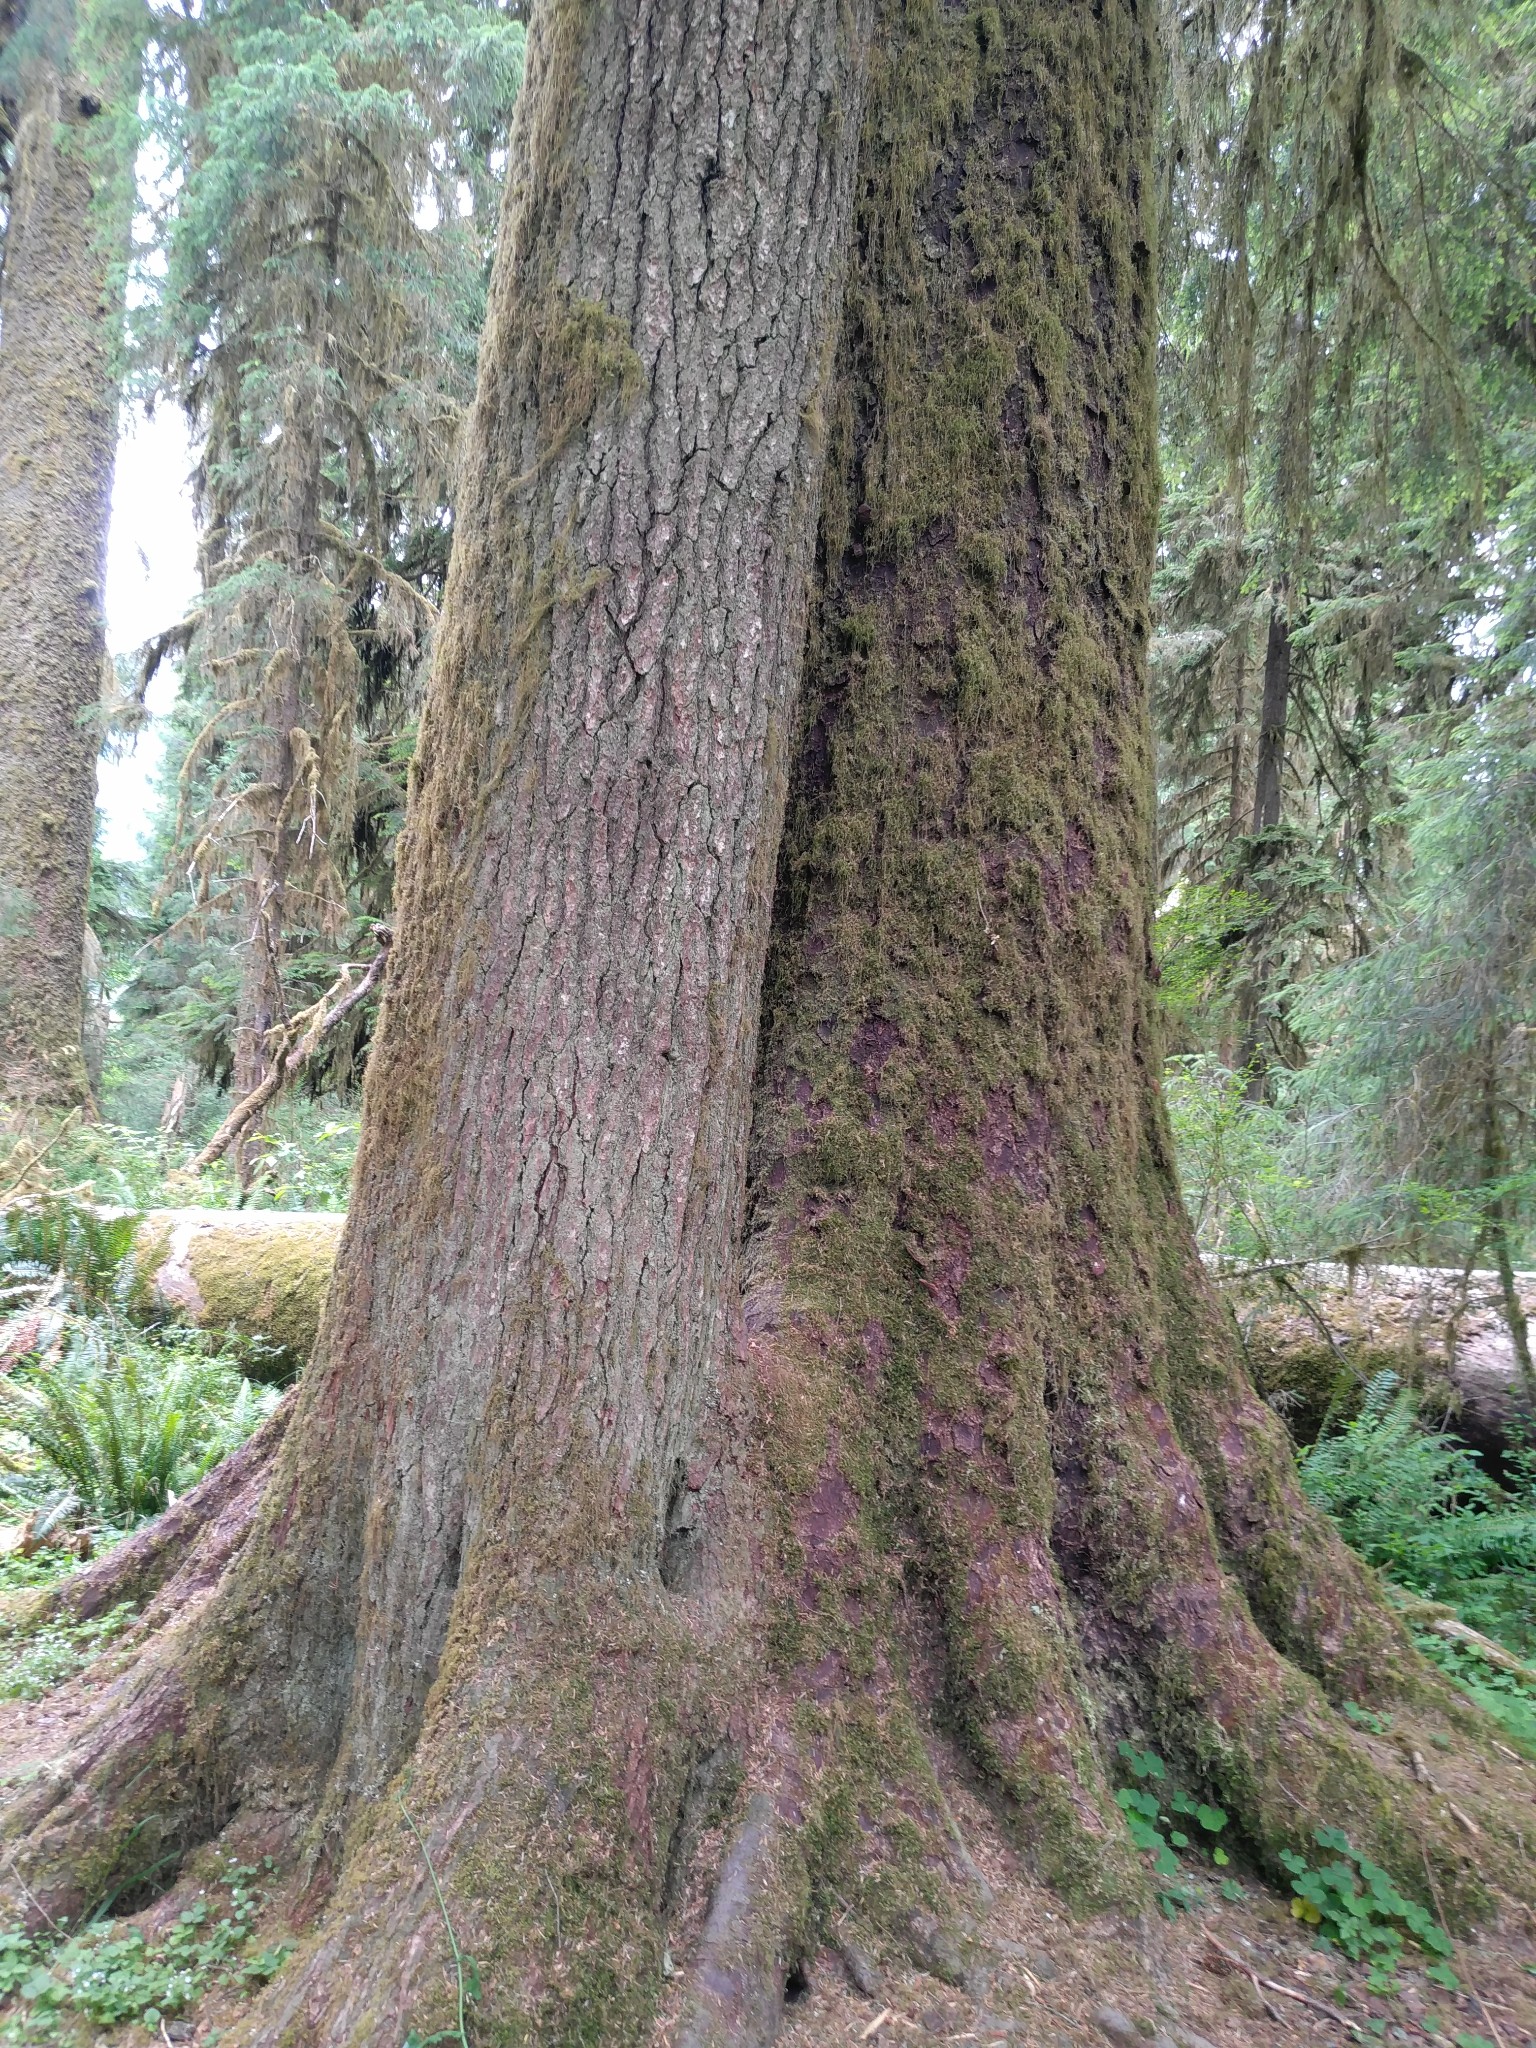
98;402;199;862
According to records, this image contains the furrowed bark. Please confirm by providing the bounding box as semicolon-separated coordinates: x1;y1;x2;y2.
4;3;1530;2036
1;0;876;2034
732;0;1511;1941
0;33;125;1109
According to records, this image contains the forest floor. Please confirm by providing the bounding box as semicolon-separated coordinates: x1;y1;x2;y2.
655;1734;1536;2048
4;1620;1536;2047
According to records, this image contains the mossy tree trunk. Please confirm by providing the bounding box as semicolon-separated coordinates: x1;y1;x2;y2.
0;33;123;1109
227;348;330;1174
1;2;1524;2041
729;0;1494;1949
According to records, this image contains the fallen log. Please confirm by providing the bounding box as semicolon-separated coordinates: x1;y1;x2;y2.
26;1200;1536;1449
1224;1257;1536;1457
127;1207;346;1376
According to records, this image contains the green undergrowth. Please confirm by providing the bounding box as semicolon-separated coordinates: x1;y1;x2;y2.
0;1859;291;2041
1409;1626;1536;1758
0;1099;360;1214
0;1598;137;1701
1113;1742;1477;2035
1281;1826;1457;1996
1295;1372;1536;1753
1114;1740;1236;1916
2;1199;281;1541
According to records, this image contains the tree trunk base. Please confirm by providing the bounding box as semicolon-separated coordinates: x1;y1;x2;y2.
3;1372;1531;2046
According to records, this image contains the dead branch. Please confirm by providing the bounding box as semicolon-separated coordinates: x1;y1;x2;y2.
186;926;391;1174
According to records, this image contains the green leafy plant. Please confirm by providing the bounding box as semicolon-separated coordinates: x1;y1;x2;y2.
1114;1742;1230;1911
1;1321;280;1529
1410;1627;1536;1759
1341;1700;1391;1735
1279;1826;1456;1993
0;1601;137;1701
1299;1376;1536;1656
0;1859;290;2040
0;1200;140;1315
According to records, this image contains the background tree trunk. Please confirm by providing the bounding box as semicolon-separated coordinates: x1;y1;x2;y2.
1236;596;1291;1088
0;44;122;1108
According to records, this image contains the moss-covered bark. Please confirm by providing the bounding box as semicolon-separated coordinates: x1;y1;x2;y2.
0;0;878;2036
0;14;129;1108
714;0;1521;1982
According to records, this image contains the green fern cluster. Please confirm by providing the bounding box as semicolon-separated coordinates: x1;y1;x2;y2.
1;1198;280;1533
2;1333;276;1527
1298;1374;1536;1655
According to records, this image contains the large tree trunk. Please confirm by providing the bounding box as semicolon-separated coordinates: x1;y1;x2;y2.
2;3;1527;2041
716;0;1507;1972
0;42;122;1109
0;0;876;2033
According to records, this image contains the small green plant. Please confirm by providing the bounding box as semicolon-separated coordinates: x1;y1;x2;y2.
1279;1826;1456;1993
1;1199;141;1312
0;1858;291;2040
0;1599;137;1700
1114;1742;1230;1912
400;1798;481;2048
1341;1699;1391;1735
1410;1626;1536;1757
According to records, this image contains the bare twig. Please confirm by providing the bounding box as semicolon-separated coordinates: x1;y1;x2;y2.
0;1109;84;1203
1203;1930;1365;2039
1420;1843;1505;2048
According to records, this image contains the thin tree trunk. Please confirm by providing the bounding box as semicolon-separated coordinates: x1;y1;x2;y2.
1481;1042;1535;1396
229;365;328;1168
0;51;121;1108
1250;596;1291;835
1237;597;1291;1091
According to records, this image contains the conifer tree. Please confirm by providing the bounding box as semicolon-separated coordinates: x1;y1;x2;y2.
1156;0;1536;1078
4;7;1528;2041
0;0;139;1107
146;0;522;1139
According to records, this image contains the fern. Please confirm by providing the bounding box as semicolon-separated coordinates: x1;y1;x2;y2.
1300;1374;1536;1655
1;1321;279;1528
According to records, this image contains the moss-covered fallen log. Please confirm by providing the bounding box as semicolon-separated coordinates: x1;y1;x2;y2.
1228;1258;1536;1457
122;1218;1536;1452
129;1208;346;1376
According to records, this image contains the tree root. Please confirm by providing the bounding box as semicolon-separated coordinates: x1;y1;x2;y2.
675;1791;804;2048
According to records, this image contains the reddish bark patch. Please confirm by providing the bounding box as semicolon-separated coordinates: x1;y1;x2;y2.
928;1093;966;1149
619;1718;657;1864
860;1318;891;1381
798;1459;857;1562
1039;821;1097;925
913;1218;972;1325
979;1087;1053;1199
1075;1206;1106;1278
850;1012;902;1088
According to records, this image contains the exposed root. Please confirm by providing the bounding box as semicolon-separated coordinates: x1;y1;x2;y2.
675;1791;805;2048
